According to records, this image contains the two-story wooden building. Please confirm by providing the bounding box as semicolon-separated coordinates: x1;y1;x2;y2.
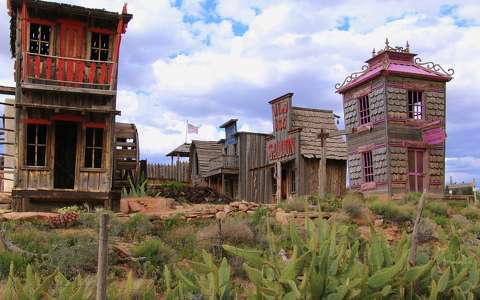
7;0;132;210
336;41;452;197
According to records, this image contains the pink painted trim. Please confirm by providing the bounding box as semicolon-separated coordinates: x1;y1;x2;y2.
386;83;444;93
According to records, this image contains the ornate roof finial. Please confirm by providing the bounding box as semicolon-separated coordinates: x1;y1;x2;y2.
385;37;389;49
372;48;376;57
406;40;410;52
122;3;128;14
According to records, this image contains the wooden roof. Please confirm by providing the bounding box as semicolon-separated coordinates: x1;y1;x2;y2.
166;143;191;157
291;107;347;160
190;140;223;177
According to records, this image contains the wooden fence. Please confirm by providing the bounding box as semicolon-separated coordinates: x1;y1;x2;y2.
147;162;190;183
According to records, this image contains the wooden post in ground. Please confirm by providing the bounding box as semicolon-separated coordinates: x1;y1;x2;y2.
473;178;477;205
318;129;329;199
96;213;109;300
276;161;282;203
410;191;426;266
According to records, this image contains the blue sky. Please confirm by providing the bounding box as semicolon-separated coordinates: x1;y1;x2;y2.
0;0;479;185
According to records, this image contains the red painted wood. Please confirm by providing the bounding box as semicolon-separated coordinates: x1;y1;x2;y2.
99;63;106;84
88;62;96;84
423;127;446;145
56;58;64;82
90;27;113;35
45;57;52;80
34;55;41;79
25;54;32;79
76;61;85;83
52;114;84;122
84;122;107;129
107;63;114;85
66;60;74;82
21;1;28;53
27;18;55;26
24;118;51;125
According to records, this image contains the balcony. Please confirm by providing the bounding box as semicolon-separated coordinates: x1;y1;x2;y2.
21;52;117;95
207;155;239;177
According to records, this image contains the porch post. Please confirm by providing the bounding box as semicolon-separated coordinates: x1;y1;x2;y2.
276;161;282;203
318;129;328;199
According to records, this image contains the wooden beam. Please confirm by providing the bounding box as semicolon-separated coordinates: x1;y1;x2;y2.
276;161;282;203
15;102;120;115
0;86;15;95
21;83;117;96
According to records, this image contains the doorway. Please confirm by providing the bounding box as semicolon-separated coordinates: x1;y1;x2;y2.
54;121;78;189
281;169;288;199
408;149;425;193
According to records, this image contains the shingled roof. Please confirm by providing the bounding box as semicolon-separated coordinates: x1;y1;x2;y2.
291;107;347;160
190;140;223;177
166;143;191;157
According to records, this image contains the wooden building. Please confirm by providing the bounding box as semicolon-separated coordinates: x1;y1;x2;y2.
266;93;347;202
190;140;223;187
204;119;272;202
7;0;132;210
336;41;452;197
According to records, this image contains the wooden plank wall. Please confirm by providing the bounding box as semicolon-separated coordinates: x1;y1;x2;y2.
238;132;272;203
147;162;190;183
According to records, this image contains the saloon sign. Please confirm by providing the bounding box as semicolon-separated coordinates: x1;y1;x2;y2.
267;93;296;162
267;136;296;161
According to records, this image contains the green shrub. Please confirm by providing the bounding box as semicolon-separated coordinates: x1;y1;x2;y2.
403;192;422;204
308;195;342;212
342;193;365;218
158;181;186;192
447;201;468;211
417;218;438;243
132;239;175;268
369;201;414;222
46;234;98;279
450;214;471;229
251;207;269;227
108;271;157;299
461;207;480;221
122;214;153;240
0;251;27;279
432;215;449;226
425;201;449;217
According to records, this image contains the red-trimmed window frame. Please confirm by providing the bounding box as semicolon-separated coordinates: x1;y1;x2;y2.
362;150;374;183
408;90;424;120
90;29;112;62
28;22;53;56
358;95;371;125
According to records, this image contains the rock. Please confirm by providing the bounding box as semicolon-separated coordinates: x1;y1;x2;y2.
0;212;59;222
126;197;174;214
238;204;248;211
216;211;227;220
120;198;130;214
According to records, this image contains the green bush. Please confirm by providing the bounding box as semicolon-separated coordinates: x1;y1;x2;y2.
342;193;365;218
251;207;269;227
425;201;449;217
307;195;342;212
461;207;480;221
0;251;28;279
122;214;153;240
403;192;422;204
432;215;449;226
369;201;414;222
277;197;309;212
46;234;98;279
132;239;175;268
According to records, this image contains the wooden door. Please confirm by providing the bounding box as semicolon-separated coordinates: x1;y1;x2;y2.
281;169;287;199
408;149;426;193
59;24;84;83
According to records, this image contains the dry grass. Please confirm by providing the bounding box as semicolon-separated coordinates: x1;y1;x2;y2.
196;220;255;248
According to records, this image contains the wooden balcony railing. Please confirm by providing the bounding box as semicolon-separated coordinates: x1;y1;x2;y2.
22;52;117;91
209;155;239;172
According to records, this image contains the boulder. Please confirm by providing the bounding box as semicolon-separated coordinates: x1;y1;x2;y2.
0;212;58;222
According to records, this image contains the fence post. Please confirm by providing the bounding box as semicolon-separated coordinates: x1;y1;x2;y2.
96;213;109;300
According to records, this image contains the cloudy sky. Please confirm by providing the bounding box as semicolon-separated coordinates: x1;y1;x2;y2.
0;0;479;185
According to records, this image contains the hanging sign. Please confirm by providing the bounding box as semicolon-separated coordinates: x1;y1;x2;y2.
267;136;296;161
423;127;446;145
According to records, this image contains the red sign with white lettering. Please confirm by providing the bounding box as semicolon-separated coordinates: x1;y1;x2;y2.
272;100;289;132
267;136;296;161
423;127;446;145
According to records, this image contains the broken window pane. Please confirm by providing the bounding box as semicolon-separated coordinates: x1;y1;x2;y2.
29;23;50;55
90;32;110;61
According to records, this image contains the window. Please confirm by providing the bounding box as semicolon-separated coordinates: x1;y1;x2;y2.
362;151;374;183
90;32;110;61
408;90;423;119
84;128;104;168
26;124;47;166
358;95;371;125
290;170;296;193
272;168;277;195
29;23;51;55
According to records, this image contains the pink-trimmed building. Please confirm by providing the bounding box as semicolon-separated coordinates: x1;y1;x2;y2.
336;41;453;198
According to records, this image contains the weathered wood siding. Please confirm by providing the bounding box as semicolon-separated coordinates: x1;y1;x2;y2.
190;141;223;186
238;132;271;203
16;108;113;192
147;162;190;183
